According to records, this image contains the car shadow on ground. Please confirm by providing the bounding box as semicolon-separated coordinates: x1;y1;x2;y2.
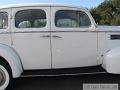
7;73;120;90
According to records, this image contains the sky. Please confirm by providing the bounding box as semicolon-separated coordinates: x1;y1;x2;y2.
0;0;104;8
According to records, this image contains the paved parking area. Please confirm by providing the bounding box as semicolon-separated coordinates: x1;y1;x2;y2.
7;73;120;90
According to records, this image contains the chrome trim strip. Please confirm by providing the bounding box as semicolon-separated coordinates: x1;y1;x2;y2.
1;30;120;34
0;32;10;34
0;31;97;34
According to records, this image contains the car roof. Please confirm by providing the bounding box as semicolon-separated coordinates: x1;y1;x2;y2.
0;3;86;10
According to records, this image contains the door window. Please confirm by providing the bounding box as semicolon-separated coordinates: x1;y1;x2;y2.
15;9;46;28
0;12;8;29
55;10;91;28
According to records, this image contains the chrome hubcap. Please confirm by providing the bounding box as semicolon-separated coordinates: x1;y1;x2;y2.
0;69;6;86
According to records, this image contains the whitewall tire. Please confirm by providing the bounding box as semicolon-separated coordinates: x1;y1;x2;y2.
0;65;10;90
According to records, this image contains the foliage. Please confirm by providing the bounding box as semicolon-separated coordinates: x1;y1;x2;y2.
90;0;120;25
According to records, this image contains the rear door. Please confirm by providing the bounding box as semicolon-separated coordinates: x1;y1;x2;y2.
11;6;51;70
51;7;98;69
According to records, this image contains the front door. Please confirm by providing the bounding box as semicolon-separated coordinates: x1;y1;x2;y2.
11;7;51;70
51;7;98;68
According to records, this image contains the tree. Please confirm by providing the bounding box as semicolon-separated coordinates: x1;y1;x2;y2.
111;15;120;25
90;0;120;25
90;8;101;24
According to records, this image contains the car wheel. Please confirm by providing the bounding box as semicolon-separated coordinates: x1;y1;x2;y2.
0;63;11;90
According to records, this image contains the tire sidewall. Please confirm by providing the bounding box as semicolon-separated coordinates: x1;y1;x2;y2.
0;65;10;90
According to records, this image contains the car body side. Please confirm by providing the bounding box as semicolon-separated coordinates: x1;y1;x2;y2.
0;4;120;78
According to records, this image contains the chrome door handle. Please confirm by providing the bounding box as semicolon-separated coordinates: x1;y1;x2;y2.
40;35;50;38
52;35;62;38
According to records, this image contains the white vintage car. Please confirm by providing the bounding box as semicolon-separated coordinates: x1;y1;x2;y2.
0;3;120;89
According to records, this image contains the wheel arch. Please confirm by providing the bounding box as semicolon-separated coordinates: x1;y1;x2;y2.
0;44;23;78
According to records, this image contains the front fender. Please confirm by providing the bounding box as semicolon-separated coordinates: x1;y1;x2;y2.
102;47;120;74
0;44;23;78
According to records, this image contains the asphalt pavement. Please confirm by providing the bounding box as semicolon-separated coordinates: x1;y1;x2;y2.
6;73;120;90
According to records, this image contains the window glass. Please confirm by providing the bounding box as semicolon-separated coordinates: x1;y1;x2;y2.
55;10;91;28
15;9;46;28
0;12;8;29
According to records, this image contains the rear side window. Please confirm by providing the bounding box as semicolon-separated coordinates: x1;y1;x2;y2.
15;9;46;28
55;10;91;28
0;12;8;29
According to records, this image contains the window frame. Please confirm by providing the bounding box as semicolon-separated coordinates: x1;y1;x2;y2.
51;7;95;31
15;9;47;29
12;7;50;32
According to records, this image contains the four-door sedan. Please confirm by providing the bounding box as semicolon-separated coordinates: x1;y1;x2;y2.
0;3;120;89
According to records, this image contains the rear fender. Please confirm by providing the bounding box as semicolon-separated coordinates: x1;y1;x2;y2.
0;44;23;78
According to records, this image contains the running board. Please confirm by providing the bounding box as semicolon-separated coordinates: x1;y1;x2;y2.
21;65;106;77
